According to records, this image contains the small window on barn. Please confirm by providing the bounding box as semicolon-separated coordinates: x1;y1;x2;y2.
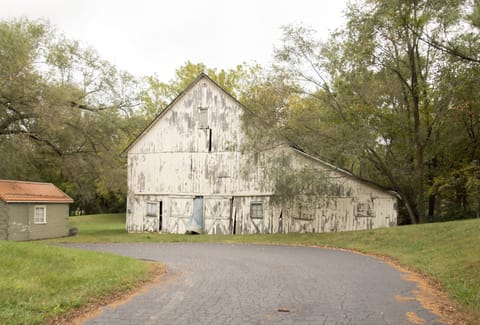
198;107;208;129
34;206;46;224
146;202;158;217
356;201;373;217
250;202;263;219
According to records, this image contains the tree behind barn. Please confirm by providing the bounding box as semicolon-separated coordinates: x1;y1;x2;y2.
244;0;480;223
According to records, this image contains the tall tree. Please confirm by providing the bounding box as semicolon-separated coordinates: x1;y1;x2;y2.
249;0;480;223
0;18;141;213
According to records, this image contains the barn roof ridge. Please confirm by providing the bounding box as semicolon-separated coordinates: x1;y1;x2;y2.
287;147;400;198
122;73;249;155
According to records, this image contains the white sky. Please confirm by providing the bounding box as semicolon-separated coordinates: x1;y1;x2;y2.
0;0;348;81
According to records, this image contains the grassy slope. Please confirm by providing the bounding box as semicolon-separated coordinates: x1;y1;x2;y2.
0;239;155;325
53;213;480;321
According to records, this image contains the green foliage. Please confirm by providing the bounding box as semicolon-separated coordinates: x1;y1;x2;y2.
0;18;143;213
140;61;259;119
258;151;341;208
0;239;154;325
431;163;480;220
242;0;480;224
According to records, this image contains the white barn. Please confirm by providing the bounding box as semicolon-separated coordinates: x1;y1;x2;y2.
124;74;398;234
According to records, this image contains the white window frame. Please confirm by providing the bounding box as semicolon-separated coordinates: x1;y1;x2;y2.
250;202;263;220
146;202;158;217
198;107;209;129
34;205;47;224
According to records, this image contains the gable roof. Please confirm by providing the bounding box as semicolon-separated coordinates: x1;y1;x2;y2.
289;147;399;198
122;73;249;155
0;180;73;203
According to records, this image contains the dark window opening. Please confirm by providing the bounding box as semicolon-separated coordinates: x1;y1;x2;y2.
250;202;263;219
208;129;212;152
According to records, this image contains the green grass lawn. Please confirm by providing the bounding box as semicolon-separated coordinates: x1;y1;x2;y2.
51;213;480;322
0;238;159;325
6;213;476;323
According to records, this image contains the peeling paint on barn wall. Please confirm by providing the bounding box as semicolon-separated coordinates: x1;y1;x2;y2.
125;74;398;234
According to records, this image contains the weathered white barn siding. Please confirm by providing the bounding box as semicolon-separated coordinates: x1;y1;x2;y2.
125;74;397;234
269;148;398;233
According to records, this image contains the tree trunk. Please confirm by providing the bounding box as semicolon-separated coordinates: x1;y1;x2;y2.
409;30;425;224
427;157;438;221
366;147;418;224
415;139;425;223
428;194;435;221
403;197;418;225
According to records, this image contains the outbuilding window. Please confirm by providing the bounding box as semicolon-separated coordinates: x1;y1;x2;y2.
250;202;263;219
146;202;158;217
34;206;46;224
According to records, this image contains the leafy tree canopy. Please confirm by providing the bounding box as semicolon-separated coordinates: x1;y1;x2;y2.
242;0;480;223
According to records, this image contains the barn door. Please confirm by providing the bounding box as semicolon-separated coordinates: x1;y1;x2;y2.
158;201;163;232
167;198;193;234
204;198;232;234
186;196;204;234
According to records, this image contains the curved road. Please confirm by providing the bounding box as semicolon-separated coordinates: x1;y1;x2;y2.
70;243;443;325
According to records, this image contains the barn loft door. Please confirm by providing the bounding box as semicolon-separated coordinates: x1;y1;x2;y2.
186;196;204;234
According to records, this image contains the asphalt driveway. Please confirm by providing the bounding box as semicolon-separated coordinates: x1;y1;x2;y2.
69;243;443;325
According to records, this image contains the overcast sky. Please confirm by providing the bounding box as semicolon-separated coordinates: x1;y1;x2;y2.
1;0;348;81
